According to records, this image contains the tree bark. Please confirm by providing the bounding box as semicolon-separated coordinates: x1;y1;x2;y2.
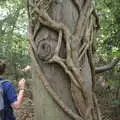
27;0;101;120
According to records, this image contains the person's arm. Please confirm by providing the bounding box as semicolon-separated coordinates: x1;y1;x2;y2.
11;78;25;109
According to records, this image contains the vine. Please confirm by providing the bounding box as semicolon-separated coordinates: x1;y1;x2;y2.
27;0;100;120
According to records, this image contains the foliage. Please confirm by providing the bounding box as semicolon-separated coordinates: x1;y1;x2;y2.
95;0;120;78
95;0;120;106
0;0;30;80
96;0;120;57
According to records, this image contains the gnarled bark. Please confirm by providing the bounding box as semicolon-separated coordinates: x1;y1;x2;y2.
27;0;101;120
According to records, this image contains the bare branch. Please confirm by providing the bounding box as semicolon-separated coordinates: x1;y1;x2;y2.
95;57;120;74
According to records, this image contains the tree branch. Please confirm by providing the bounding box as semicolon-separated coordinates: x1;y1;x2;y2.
95;57;120;74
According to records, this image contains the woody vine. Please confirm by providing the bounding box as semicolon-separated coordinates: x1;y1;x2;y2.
27;0;101;120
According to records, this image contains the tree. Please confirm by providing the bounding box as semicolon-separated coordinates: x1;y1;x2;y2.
27;0;101;120
0;0;30;80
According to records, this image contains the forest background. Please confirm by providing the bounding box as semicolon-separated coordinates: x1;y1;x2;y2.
0;0;120;119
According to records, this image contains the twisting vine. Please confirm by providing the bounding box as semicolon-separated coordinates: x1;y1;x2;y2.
27;0;100;120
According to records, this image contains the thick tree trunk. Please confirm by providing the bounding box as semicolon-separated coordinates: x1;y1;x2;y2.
27;0;101;120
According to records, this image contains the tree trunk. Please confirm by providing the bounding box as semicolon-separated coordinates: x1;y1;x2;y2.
27;0;101;120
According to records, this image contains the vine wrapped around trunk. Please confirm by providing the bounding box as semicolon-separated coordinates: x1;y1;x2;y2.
27;0;101;120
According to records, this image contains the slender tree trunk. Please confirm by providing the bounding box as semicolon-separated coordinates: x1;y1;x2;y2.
27;0;101;120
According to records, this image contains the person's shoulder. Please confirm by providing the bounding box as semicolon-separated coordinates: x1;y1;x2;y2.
2;80;13;88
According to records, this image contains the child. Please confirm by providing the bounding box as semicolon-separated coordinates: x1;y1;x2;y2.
0;60;25;120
